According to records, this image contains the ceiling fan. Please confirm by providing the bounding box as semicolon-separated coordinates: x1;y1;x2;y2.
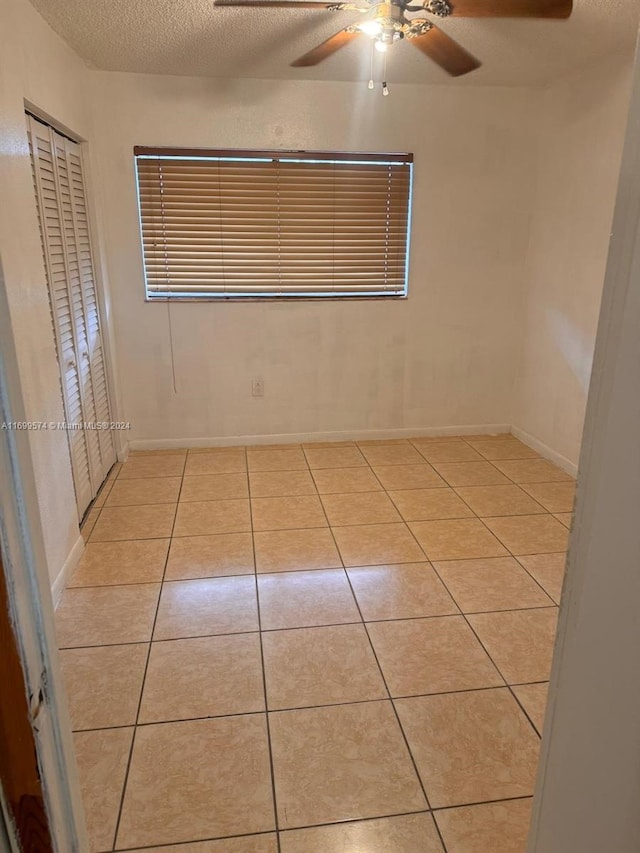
213;0;572;78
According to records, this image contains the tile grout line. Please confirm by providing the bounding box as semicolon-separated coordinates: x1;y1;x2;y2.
246;447;283;853
109;454;186;851
375;455;553;742
69;679;553;734
435;486;559;607
428;555;547;740
315;496;451;853
70;437;573;849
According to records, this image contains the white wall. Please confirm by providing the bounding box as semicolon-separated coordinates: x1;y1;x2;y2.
513;55;634;469
89;72;540;445
0;0;91;585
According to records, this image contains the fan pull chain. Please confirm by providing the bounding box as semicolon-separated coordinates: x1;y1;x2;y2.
382;49;389;96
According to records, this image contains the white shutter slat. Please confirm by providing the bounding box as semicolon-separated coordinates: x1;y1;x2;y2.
27;114;116;514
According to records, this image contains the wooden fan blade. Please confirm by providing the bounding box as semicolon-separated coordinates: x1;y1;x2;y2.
214;1;346;7
410;25;480;76
291;27;361;65
447;0;572;18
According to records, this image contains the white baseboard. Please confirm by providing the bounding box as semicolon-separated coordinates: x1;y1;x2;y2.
128;423;512;451
52;534;84;608
510;425;579;477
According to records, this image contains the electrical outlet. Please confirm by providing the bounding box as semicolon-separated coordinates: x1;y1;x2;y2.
252;379;264;397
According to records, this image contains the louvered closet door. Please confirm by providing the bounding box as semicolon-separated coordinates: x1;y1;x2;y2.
27;115;115;518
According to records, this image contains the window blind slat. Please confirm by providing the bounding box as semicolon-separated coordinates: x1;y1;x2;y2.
135;148;412;300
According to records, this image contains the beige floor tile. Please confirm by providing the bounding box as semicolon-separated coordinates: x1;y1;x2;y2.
468;608;558;684
554;512;573;527
389;488;474;522
254;528;342;573
395;689;540;808
333;523;425;567
312;466;383;494
513;683;549;734
434;557;554;612
90;504;176;542
56;584;160;648
432;462;511;487
304;445;368;469
360;444;425;466
91;480;112;508
368;616;503;697
180;473;249;502
517;553;566;603
347;563;458;621
74;727;133;852
106;476;182;506
435;798;532;853
60;643;147;730
410;436;469;447
356;438;411;446
454;485;545;517
263;624;386;710
68;539;169;587
184;450;247;475
522;480;576;513
416;442;484;463
409;519;509;561
321;491;402;526
270;701;426;828
154;576;259;639
520;481;575;513
258;569;360;630
165;532;254;580
492;459;573;483
125;836;278;853
483;514;569;555
247;448;308;472
129;449;188;456
467;437;540;460
251;495;327;531
139;633;264;722
116;716;274;848
246;443;301;452
173;499;251;536
249;470;317;497
372;464;447;490
119;455;186;479
302;441;355;448
188;445;246;453
80;508;99;542
280;813;444;852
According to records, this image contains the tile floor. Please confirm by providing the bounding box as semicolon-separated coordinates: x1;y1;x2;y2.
60;434;573;852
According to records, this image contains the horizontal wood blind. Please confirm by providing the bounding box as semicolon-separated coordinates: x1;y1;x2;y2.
134;148;413;299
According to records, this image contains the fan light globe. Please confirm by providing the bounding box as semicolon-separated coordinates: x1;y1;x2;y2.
374;39;388;52
359;19;383;36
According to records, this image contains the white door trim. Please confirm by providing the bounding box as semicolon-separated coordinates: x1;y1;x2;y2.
529;25;640;853
0;255;87;851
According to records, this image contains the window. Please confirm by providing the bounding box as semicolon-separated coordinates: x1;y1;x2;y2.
134;147;413;300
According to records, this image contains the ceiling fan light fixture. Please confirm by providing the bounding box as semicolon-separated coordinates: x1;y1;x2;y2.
374;38;388;52
358;18;382;36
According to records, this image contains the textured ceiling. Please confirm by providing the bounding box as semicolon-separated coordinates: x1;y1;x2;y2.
30;0;638;85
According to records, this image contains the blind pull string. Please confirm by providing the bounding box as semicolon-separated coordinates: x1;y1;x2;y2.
160;162;177;394
167;300;178;395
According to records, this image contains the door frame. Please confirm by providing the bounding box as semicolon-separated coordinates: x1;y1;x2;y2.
529;25;640;853
0;252;87;851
